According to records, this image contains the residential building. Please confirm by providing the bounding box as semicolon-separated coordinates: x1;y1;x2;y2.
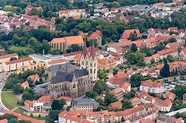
131;97;141;106
24;100;43;112
121;29;141;39
115;103;158;122
57;96;72;107
48;42;97;98
28;74;40;83
71;98;99;111
37;95;51;104
0;53;18;63
87;30;103;46
59;9;86;19
140;91;172;112
140;79;165;94
166;91;176;101
2;57;33;72
50;36;84;52
59;110;117;123
21;81;29;90
156;115;184;123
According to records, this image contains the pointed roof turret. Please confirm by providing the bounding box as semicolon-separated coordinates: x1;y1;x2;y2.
90;42;96;60
82;41;87;58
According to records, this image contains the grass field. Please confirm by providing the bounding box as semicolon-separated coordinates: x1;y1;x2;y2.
1;91;18;110
14;108;25;114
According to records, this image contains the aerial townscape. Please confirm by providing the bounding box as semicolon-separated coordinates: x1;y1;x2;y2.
1;0;186;123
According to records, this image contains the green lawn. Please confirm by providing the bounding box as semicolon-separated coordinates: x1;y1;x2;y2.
14;108;25;114
1;91;19;110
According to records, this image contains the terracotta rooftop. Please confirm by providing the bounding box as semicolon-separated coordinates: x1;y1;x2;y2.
5;57;32;65
50;36;84;45
87;30;102;41
0;119;8;123
121;29;141;39
4;110;43;123
57;96;72;102
21;81;29;87
114;72;128;79
110;101;122;108
0;53;18;60
141;79;162;88
131;97;141;104
37;95;51;103
140;118;155;123
48;59;67;65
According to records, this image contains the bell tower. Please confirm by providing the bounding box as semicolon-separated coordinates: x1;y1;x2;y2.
88;43;97;81
80;41;88;69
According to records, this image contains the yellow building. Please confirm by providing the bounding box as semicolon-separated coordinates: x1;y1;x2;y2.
2;57;33;72
0;53;18;63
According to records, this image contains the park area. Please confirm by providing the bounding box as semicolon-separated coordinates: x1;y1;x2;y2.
1;91;19;110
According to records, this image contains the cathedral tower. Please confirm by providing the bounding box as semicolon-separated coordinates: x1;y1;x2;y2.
80;41;88;69
88;43;97;81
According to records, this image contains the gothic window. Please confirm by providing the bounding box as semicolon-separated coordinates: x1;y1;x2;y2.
94;63;96;67
90;63;92;67
82;62;84;65
90;69;92;73
73;84;76;88
94;69;96;73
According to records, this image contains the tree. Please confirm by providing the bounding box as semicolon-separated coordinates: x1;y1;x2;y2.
150;58;155;64
121;116;125;122
121;99;133;110
10;57;17;61
93;80;108;94
48;110;60;121
51;99;66;110
113;68;118;75
128;32;138;41
12;83;23;94
104;93;117;106
169;38;177;42
130;44;138;52
167;55;175;62
85;91;96;99
130;74;144;87
97;70;107;80
124;90;136;99
160;59;170;77
126;51;145;65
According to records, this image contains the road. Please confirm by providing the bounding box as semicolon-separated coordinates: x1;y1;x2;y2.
0;72;14;111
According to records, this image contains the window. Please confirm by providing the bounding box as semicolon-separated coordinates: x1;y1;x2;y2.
73;84;76;88
90;69;92;73
86;62;88;65
94;63;96;67
90;63;92;67
82;62;84;65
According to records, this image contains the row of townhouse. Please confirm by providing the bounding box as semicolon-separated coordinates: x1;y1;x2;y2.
139;91;173;112
58;103;158;123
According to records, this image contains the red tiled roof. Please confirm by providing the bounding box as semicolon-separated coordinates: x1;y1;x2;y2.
131;97;141;103
114;72;128;79
5;57;32;65
121;29;140;39
4;110;43;123
50;36;84;45
110;101;122;108
21;81;29;87
29;74;39;81
140;118;155;123
0;53;18;60
57;96;72;102
48;59;67;65
141;79;162;88
0;119;8;123
87;30;102;41
37;96;51;103
166;91;176;100
110;87;124;96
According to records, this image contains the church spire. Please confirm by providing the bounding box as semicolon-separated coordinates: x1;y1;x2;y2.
82;41;87;58
90;42;96;60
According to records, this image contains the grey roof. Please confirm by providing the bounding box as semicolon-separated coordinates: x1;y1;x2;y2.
50;69;88;84
47;63;74;73
72;98;99;107
29;54;63;61
157;115;174;122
